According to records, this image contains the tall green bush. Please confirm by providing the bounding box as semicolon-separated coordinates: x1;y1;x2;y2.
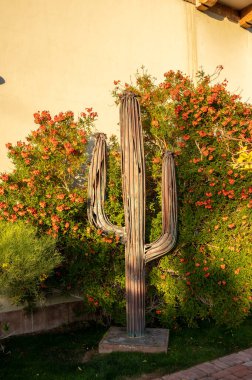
0;221;61;307
112;67;252;327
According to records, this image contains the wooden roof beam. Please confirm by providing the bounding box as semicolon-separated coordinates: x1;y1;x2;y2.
239;4;252;29
196;0;217;12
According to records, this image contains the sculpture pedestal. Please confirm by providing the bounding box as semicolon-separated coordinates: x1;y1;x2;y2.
99;326;169;353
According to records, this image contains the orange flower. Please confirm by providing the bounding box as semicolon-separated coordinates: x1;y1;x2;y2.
151;119;159;128
9;184;18;190
152;157;161;164
201;106;208;112
220;264;226;270
178;142;186;148
18;211;26;216
202;149;209;157
0;202;7;209
234;268;240;275
56;193;65;200
198;130;207;137
142;93;151;102
32;170;40;176
56;205;65;212
1;174;9;181
182;134;190;141
228;223;235;229
51;215;61;223
192;158;200;164
52;224;59;232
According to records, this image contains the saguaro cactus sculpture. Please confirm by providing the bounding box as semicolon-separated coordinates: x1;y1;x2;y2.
88;92;177;338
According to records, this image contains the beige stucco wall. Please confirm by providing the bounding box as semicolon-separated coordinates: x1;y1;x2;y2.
0;0;251;172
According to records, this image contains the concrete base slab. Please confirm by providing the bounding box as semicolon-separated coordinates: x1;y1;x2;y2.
99;326;169;353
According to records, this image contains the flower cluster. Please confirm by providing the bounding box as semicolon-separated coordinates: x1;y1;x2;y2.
0;109;95;240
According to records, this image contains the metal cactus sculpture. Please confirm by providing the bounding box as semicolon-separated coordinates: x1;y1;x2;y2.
88;92;177;338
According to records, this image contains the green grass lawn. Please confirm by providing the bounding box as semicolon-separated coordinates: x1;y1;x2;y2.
1;318;252;380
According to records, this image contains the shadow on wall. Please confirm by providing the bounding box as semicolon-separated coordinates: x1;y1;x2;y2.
0;76;5;85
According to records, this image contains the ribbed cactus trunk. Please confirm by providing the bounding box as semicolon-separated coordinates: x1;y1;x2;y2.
120;93;145;337
88;92;177;338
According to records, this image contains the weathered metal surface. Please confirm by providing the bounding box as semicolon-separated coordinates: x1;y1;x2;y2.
120;93;146;337
87;92;177;338
145;151;177;263
87;133;124;238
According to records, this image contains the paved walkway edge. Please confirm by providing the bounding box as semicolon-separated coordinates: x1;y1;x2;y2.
154;347;252;380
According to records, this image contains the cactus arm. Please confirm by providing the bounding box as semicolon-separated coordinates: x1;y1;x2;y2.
145;151;177;263
87;133;125;237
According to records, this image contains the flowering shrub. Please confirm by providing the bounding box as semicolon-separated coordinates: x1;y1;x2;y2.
112;67;252;327
0;109;95;293
0;109;126;321
0;221;61;307
0;109;94;241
